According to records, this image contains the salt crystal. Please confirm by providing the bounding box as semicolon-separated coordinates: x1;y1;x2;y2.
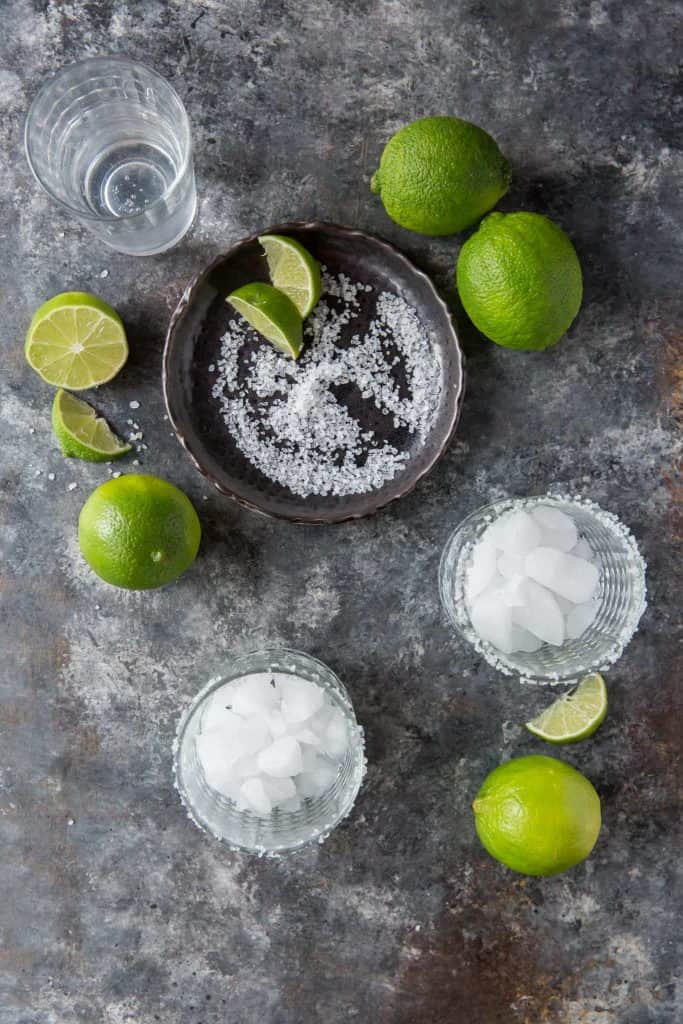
531;506;578;552
129;400;140;410
470;590;515;654
111;472;121;479
280;676;325;723
67;481;77;490
525;548;600;604
240;777;272;816
47;473;55;481
100;269;109;278
466;541;498;599
566;599;600;639
257;736;303;778
230;674;279;716
511;579;565;646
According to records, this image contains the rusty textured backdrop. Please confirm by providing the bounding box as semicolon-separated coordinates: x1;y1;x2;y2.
0;1;681;1022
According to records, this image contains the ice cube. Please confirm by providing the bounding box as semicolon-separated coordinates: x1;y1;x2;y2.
280;677;325;723
196;730;238;792
320;708;349;757
566;599;600;639
488;510;542;556
497;552;526;579
257;736;303;778
202;686;244;734
500;575;527;607
261;775;297;806
525;547;600;604
239;716;271;755
510;625;545;653
296;759;337;799
230;674;280;716
531;506;578;552
466;540;498;599
301;746;321;772
266;709;288;739
571;538;595;562
554;594;576;615
512;579;565;646
240;777;272;817
234;754;260;779
310;703;333;738
291;726;321;747
469;589;515;654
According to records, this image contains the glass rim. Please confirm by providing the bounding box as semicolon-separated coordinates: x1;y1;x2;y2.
24;54;193;224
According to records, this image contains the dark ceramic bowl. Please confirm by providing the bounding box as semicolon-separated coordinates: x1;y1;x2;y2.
163;221;464;524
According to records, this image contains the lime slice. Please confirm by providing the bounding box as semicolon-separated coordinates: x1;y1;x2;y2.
52;389;131;462
227;282;303;358
258;234;322;318
25;291;128;389
525;673;608;744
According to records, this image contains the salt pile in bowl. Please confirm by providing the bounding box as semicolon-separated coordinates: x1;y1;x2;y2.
196;672;349;817
465;505;601;655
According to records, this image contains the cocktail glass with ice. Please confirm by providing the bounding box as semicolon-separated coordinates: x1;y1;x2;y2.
174;649;365;854
439;495;646;683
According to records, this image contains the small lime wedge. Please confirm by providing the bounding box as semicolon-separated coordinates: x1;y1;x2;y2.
525;673;608;744
227;282;303;358
52;389;131;462
258;234;322;318
26;292;128;389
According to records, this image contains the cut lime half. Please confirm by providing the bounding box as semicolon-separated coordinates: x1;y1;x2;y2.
525;673;608;744
227;282;303;358
25;291;128;389
258;234;322;318
52;389;131;462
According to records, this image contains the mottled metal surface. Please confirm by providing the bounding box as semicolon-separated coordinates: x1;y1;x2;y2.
0;2;681;1022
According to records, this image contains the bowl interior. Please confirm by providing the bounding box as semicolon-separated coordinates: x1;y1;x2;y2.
163;222;464;523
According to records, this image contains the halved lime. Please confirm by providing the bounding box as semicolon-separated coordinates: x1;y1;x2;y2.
525;673;608;744
52;389;131;462
25;291;128;389
227;282;303;358
258;234;322;317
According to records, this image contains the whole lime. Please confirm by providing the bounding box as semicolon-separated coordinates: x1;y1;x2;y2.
78;474;201;590
472;755;601;876
371;115;511;235
456;211;583;350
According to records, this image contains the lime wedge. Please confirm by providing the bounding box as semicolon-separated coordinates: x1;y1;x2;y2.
525;673;608;744
52;389;131;462
25;291;128;389
227;282;303;358
258;234;322;318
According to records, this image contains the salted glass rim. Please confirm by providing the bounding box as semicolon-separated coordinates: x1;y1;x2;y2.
24;55;193;224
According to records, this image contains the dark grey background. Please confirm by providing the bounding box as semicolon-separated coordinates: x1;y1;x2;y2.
1;2;681;1022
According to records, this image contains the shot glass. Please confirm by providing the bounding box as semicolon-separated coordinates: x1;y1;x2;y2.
439;495;647;683
25;56;196;256
174;649;366;855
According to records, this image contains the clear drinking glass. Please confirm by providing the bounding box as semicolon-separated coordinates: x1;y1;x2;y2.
439;495;647;683
174;649;366;856
25;56;196;256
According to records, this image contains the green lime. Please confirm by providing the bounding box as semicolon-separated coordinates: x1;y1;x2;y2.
456;211;583;350
51;389;131;462
526;673;608;744
78;474;201;590
472;755;601;876
370;115;511;235
25;291;128;389
227;282;303;359
259;234;322;318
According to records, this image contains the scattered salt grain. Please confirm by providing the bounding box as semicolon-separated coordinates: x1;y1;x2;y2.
34;469;41;477
100;269;109;279
210;271;443;498
29;427;35;435
47;473;55;481
67;482;77;491
112;471;121;479
129;400;140;410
